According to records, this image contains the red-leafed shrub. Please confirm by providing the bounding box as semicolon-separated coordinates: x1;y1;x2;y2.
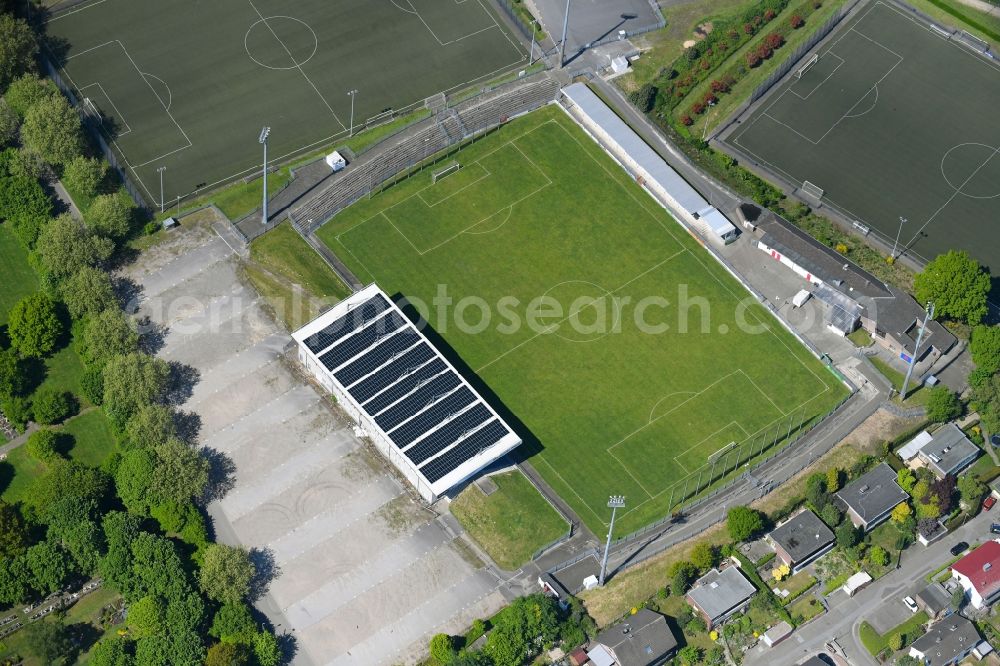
766;32;785;49
746;50;762;67
718;40;729;52
764;8;776;20
675;90;685;98
757;42;773;59
790;14;804;28
703;92;718;105
728;29;740;39
691;101;706;114
743;23;754;34
753;14;763;25
700;59;711;70
710;79;729;93
681;114;694;126
705;48;714;56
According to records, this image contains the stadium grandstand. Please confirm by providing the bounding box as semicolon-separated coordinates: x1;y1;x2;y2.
292;285;522;502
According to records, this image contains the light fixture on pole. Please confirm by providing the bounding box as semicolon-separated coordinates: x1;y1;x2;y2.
900;301;934;399
559;0;571;67
156;166;166;214
891;216;907;259
348;89;359;137
599;495;625;586
259;126;270;226
529;20;538;65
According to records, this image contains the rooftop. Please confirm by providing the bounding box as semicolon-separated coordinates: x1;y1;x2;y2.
952;539;1000;600
687;565;757;621
918;423;979;476
835;463;909;526
594;608;679;666
767;508;834;564
909;616;981;666
916;582;951;616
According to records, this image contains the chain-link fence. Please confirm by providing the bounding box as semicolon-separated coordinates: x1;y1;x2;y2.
288;72;561;233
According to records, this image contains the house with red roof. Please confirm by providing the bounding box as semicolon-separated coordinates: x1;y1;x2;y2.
951;539;1000;609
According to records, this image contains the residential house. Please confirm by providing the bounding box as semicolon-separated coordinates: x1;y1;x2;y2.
908;615;989;666
835;463;909;531
899;423;979;479
586;609;679;666
915;582;952;620
951;539;1000;609
686;564;757;629
766;508;835;573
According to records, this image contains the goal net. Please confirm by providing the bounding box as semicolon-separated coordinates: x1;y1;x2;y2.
801;180;824;200
795;53;819;79
432;162;461;183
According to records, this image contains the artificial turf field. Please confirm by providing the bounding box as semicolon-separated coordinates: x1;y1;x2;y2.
725;0;1000;272
317;105;848;535
43;0;526;206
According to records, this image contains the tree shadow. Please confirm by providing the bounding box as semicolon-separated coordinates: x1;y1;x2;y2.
20;356;48;396
201;446;235;503
0;461;13;497
54;432;75;458
278;633;299;666
172;409;202;444
164;361;200;406
113;276;144;316
68;619;102;660
137;319;168;356
248;547;282;602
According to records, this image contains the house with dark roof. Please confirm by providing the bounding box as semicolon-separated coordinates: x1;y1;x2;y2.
835;462;909;531
908;615;991;666
911;423;980;479
951;539;1000;609
766;508;835;572
686;565;757;629
587;609;678;666
915;582;953;620
749;210;956;370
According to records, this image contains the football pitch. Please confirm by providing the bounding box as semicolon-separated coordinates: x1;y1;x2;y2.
42;0;527;207
725;0;1000;272
317;105;849;536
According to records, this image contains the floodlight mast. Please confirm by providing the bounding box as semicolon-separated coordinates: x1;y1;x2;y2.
559;0;571;67
900;302;934;399
259;126;270;226
156;166;166;214
348;89;359;137
599;495;625;586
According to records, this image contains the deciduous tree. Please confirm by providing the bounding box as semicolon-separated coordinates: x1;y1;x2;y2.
21;617;74;665
86;192;134;238
690;541;717;572
971;325;1000;375
199;543;255;605
61;265;117;319
150;438;209;505
20;92;83;166
80;308;138;367
0;98;18;146
726;506;764;542
914;250;991;325
0;347;27;398
62;155;107;200
31;387;77;425
925;386;962;423
36;213;115;279
0;15;38;91
101;352;169;430
7;292;64;357
26;539;74;594
0;501;29;559
26;427;62;461
3;74;56;118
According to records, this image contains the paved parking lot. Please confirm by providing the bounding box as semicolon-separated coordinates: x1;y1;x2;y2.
126;218;507;665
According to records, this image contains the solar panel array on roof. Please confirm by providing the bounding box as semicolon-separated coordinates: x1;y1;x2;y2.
303;294;389;354
292;285;520;500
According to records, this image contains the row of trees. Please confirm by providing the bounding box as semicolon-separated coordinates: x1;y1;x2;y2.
0;9;281;664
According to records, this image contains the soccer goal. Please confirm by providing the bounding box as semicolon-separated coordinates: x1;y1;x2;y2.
801;180;824;200
432;162;461;183
795;53;819;79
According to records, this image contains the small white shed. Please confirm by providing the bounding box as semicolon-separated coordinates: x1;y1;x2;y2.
792;290;811;308
325;150;347;172
611;56;630;74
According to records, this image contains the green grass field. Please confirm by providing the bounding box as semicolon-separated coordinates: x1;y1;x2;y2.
44;0;526;206
61;408;116;467
726;0;1000;272
318;105;847;535
451;471;568;570
0;224;39;326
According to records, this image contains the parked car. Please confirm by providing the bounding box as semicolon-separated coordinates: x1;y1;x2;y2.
951;541;969;556
903;596;919;613
991;524;1000;535
985;496;997;511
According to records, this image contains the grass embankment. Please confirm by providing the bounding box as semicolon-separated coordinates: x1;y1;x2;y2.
244;221;350;331
450;470;568;570
911;0;1000;50
0;224;39;326
859;611;928;657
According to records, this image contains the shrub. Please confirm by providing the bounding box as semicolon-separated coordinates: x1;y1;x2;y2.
728;28;740;39
766;32;785;49
629;83;658;113
691;101;706;115
31;388;77;425
700;59;711;70
681;114;694;126
791;14;805;27
764;8;776;19
710;79;730;93
81;366;105;406
746;50;762;67
7;293;64;358
757;43;774;59
703;92;718;105
0;396;32;431
143;220;159;236
26;428;62;462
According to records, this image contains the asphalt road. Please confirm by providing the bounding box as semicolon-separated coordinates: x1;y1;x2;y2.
747;508;997;666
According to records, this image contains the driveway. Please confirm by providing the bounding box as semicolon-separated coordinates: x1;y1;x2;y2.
125;214;507;665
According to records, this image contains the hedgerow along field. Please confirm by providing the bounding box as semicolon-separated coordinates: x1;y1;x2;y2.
317;105;848;536
43;0;526;206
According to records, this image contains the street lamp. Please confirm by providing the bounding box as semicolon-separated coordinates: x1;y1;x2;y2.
599;495;625;586
259;126;270;226
156;166;166;214
891;216;907;259
347;89;359;137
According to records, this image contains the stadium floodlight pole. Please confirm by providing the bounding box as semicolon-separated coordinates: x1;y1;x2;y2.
901;302;934;399
259;126;270;226
599;495;625;586
529;21;537;65
559;0;571;67
156;166;166;214
348;89;359;137
891;216;907;259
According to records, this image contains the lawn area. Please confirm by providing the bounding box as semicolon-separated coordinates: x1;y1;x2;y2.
859;611;928;658
0;223;39;326
61;409;116;467
245;222;350;331
450;470;568;570
0;445;45;504
788;595;824;624
35;344;89;407
847;328;872;348
776;570;816;604
317;105;848;536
